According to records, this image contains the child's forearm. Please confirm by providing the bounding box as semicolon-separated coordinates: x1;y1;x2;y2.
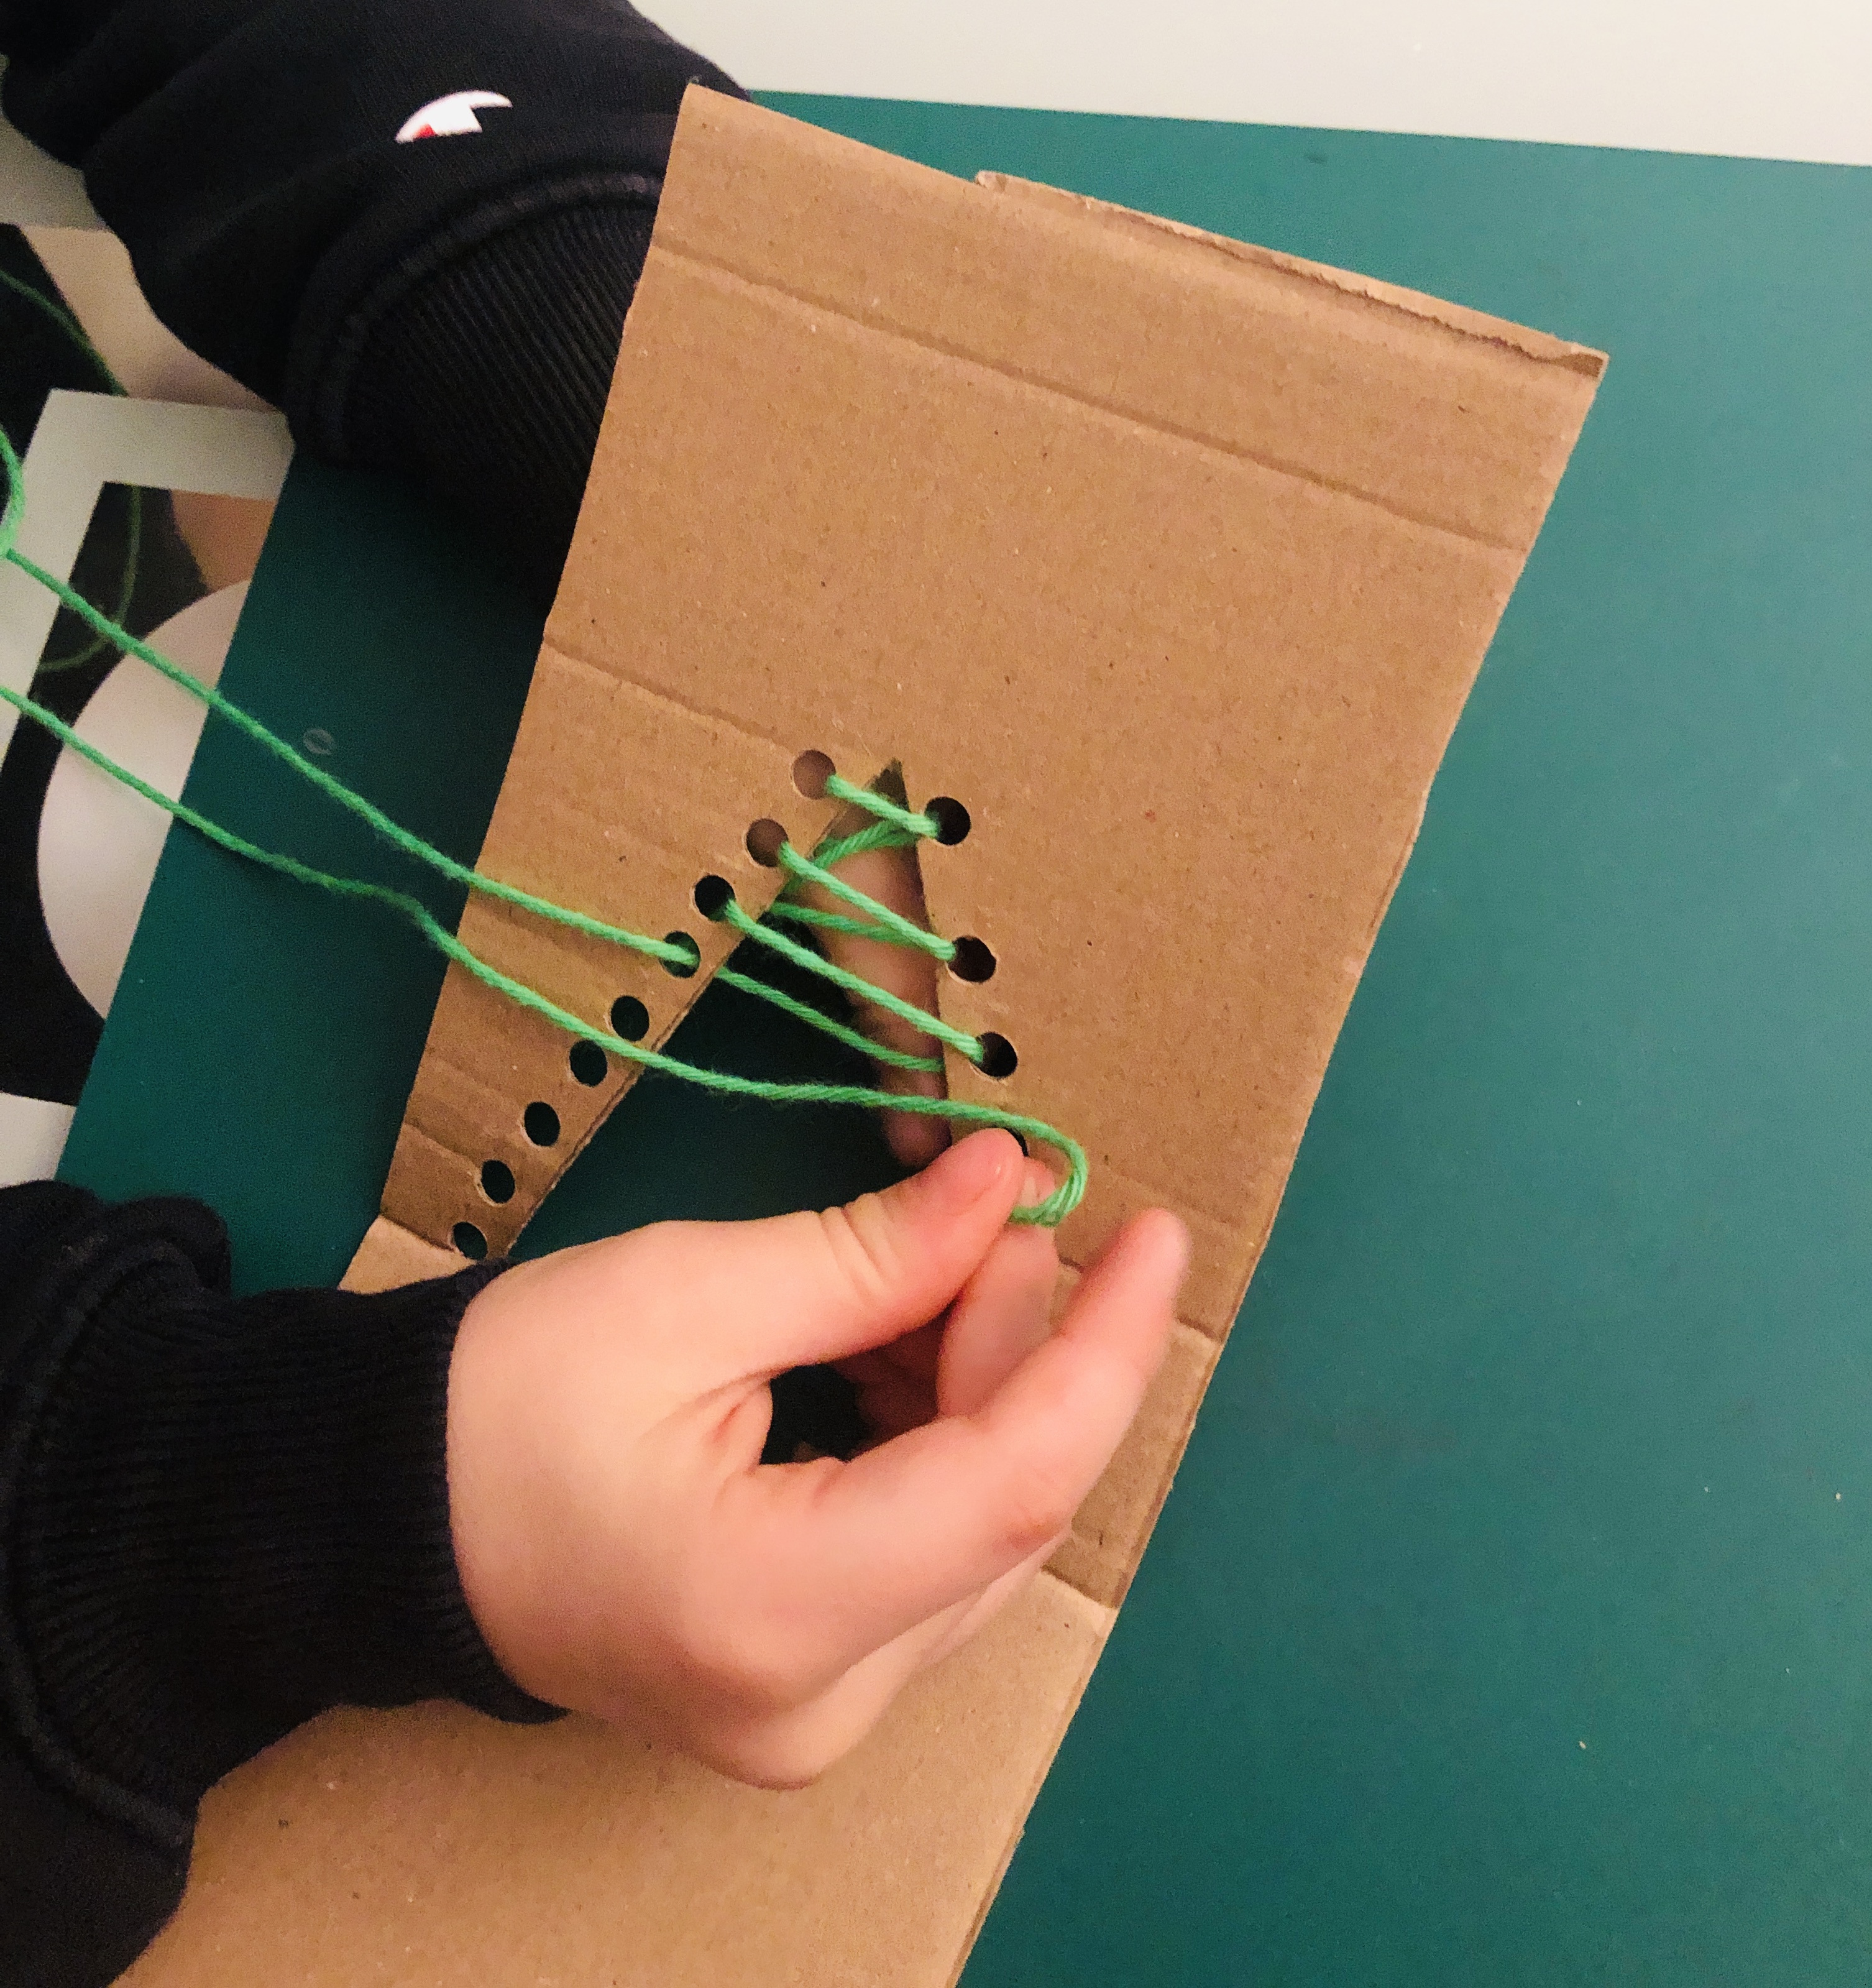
1;0;745;603
0;1180;553;1985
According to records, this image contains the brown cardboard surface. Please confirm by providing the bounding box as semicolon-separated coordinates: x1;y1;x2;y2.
1048;1314;1219;1608
125;1574;1110;1988
344;1214;471;1295
304;87;1603;1982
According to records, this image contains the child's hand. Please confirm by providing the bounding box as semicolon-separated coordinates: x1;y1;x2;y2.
446;1130;1186;1787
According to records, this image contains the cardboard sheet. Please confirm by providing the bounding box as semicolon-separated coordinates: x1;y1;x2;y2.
201;86;1606;1986
134;1580;1109;1987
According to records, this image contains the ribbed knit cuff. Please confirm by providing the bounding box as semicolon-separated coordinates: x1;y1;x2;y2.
0;1185;557;1853
304;196;659;607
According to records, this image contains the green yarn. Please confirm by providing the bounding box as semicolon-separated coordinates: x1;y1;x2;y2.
718;897;985;1064
0;423;1087;1227
0;265;122;393
0;264;142;675
6;525;692;970
0;679;1081;1212
821;771;938;840
809;814;922;868
776;837;957;960
767;898;902;943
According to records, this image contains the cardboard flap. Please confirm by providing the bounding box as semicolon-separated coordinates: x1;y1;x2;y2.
354;79;1602;1606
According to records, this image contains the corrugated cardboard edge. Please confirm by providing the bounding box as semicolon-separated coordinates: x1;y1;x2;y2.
1044;793;1442;1604
942;1576;1112;1988
978;172;1607;379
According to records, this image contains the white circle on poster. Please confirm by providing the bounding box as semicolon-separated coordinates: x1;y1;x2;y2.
38;582;248;1017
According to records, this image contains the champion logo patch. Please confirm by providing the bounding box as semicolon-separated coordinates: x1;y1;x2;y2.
395;91;513;143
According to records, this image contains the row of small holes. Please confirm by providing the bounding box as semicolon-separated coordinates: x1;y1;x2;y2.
457;996;653;1254
568;994;649;1090
456;929;689;1254
451;754;1001;1260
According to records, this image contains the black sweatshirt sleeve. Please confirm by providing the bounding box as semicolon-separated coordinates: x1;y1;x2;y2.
1;0;745;604
0;1;746;1978
0;1183;556;1986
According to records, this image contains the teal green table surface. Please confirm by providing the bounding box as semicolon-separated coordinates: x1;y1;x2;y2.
62;100;1872;1985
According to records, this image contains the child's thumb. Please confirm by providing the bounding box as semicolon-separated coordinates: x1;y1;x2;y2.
722;1129;1029;1373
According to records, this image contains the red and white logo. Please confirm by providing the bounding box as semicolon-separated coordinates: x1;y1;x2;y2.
395;91;513;143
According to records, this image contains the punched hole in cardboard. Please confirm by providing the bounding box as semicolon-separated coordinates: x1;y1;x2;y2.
948;936;996;983
663;932;701;977
480;1159;516;1203
976;1033;1018;1080
925;796;971;846
569;1040;608;1087
523;1101;561;1147
745;817;786;867
452;1221;488;1261
694;875;735;920
792;749;834;799
610;995;649;1041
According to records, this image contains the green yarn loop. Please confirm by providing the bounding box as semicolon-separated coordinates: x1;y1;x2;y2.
821;771;938;840
776;837;956;960
766;899;902;944
0;423;1086;1227
717;898;985;1065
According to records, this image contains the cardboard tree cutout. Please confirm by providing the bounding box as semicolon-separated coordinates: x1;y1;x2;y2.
158;88;1604;1988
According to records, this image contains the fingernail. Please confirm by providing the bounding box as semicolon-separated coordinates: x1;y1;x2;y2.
916;1128;1018;1213
1017;1157;1057;1208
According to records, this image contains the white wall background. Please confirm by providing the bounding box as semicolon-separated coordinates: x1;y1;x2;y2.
646;0;1872;166
6;0;1870;216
